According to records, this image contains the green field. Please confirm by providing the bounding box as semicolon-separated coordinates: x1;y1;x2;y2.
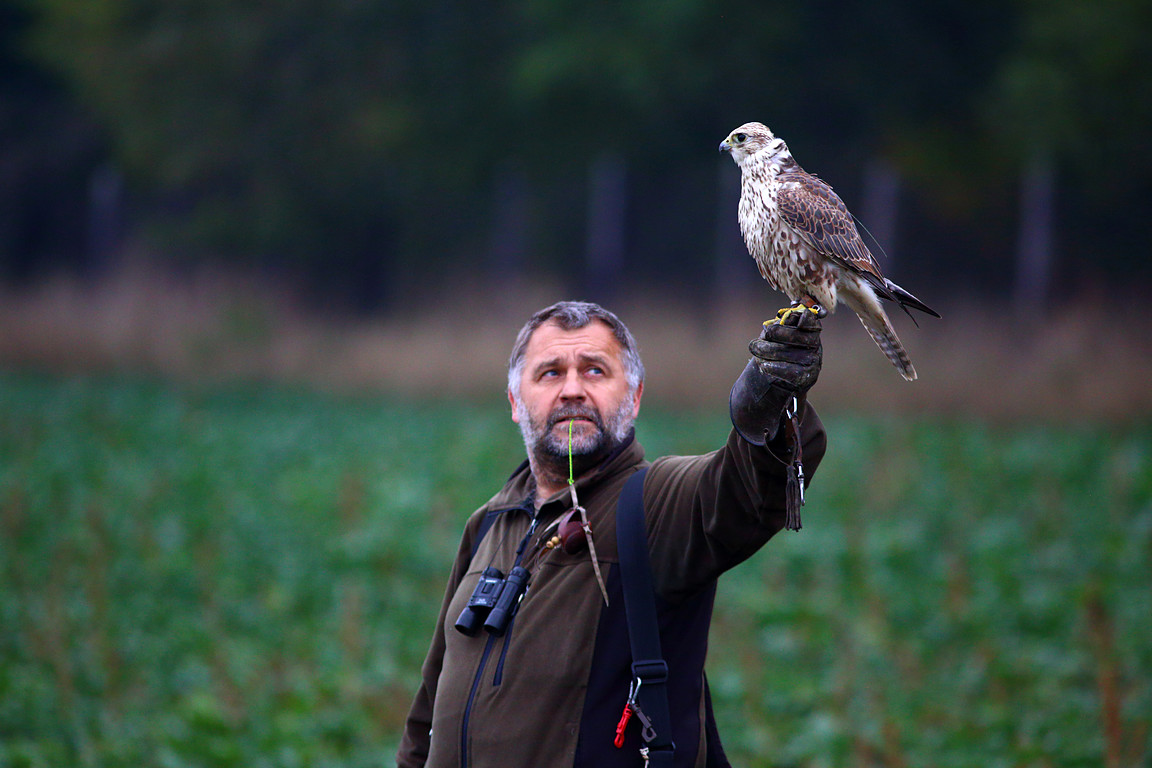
1;373;1149;767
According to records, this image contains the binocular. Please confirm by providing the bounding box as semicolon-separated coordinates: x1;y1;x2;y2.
454;565;530;637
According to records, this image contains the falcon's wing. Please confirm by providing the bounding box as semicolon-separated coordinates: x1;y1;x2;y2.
776;169;884;282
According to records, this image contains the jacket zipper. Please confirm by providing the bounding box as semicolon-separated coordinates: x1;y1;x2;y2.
460;634;497;768
492;618;515;686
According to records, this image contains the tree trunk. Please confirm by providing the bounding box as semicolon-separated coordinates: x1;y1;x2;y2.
713;159;748;307
1014;153;1056;318
584;153;627;306
489;162;531;299
860;158;901;270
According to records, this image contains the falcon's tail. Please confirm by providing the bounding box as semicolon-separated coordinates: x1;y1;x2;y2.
843;289;917;381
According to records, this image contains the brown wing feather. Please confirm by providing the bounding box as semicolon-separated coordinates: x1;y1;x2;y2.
776;169;883;280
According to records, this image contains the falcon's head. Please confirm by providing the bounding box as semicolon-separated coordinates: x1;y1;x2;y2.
719;122;791;169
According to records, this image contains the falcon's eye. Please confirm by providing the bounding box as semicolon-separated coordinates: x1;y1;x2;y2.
734;133;746;143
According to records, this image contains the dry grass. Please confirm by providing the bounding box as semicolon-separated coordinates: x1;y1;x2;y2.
2;266;1149;421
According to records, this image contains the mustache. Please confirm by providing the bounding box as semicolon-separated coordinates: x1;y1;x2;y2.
546;406;604;432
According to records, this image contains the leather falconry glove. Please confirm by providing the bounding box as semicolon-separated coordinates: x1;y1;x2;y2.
729;307;823;446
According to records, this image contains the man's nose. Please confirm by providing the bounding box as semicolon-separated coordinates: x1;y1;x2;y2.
559;370;586;400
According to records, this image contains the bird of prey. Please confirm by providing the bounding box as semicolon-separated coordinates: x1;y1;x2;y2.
720;121;939;381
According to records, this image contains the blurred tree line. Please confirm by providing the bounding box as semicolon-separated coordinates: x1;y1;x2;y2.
1;0;1149;311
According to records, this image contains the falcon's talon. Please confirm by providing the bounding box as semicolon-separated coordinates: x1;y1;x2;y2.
771;305;807;325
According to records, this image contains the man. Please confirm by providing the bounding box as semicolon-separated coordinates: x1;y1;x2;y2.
397;301;826;768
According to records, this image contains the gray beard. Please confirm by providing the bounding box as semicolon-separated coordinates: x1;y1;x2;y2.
516;395;636;483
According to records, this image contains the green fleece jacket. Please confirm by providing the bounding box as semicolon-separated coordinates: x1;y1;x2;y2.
398;401;826;768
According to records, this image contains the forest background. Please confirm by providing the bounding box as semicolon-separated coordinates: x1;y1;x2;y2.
3;0;1152;411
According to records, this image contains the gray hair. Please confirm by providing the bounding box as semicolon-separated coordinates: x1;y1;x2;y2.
508;301;644;400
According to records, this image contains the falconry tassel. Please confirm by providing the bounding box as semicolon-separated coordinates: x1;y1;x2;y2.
720;122;940;381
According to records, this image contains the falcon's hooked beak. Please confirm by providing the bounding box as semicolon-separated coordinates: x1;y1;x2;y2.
718;138;731;153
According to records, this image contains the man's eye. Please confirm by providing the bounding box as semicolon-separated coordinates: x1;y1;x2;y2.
587;366;604;376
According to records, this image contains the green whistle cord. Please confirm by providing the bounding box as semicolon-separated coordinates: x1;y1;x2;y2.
566;417;609;605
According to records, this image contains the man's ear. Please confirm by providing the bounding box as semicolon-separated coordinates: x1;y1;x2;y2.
508;388;520;424
631;381;644;420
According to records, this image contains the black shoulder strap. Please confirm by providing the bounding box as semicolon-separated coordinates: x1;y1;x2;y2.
469;507;506;559
616;467;675;767
467;458;531;559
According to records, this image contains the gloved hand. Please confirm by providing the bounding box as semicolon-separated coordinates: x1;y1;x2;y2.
729;308;823;445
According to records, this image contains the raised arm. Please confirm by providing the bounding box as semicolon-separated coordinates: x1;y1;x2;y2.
643;310;827;600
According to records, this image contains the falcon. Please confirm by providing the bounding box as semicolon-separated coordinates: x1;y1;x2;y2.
720;121;939;381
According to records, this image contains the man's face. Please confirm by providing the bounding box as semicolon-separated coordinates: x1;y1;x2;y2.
509;320;643;472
